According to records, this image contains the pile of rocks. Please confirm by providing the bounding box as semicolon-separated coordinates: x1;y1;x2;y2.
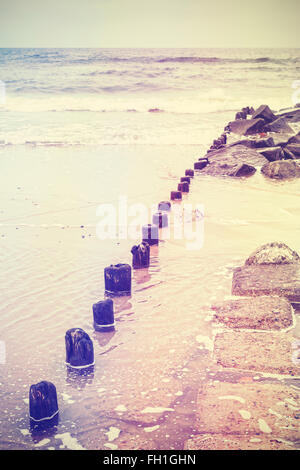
184;242;300;450
194;104;300;179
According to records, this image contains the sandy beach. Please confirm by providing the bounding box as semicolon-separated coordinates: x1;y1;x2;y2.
0;48;300;451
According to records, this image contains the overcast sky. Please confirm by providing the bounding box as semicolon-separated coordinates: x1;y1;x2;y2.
0;0;299;48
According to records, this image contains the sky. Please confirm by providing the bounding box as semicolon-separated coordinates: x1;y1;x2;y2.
0;0;299;48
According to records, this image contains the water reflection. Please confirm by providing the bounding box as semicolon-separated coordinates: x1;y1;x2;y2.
65;366;95;390
133;268;151;285
93;330;116;348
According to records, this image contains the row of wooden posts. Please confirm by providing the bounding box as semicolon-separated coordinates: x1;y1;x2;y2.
29;167;203;426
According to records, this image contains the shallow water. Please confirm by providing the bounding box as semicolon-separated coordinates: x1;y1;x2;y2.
1;47;300;449
0;143;300;450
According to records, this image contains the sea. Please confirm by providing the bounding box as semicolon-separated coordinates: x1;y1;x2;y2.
0;48;300;450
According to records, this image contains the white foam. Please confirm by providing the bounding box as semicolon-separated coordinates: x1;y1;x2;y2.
55;432;85;450
104;443;118;450
218;395;245;404
105;426;121;442
115;404;127;412
35;438;50;447
62;392;75;404
195;335;213;351
141;407;174;414
239;409;251;420
258;418;272;434
144;425;160;433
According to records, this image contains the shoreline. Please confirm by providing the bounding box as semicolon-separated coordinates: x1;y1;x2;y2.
0;103;300;450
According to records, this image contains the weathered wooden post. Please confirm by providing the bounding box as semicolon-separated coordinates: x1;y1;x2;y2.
170;191;182;201
177;182;189;193
104;263;132;296
142;224;159;246
194;158;209;170
180;176;191;184
152;211;168;228
29;381;59;424
131;242;150;268
158;201;171;212
93;299;115;331
65;328;94;369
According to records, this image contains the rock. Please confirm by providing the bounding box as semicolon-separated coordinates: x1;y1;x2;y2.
242;106;252;115
235;111;247;120
258;147;283;162
227;163;256;177
185;434;295;450
148;108;163;113
228;118;265;136
194;381;300;439
270;132;298;148
287;132;300;145
214;330;300;376
276;107;300;123
283;148;296;160
261;160;300;179
228;137;274;150
263;117;293;134
65;328;94;368
245;242;300;266
212;295;293;330
220;134;227;144
232;263;300;302
251;137;275;148
213;138;223;147
252;104;277;123
199;144;267;177
194;161;208;170
285;144;300;158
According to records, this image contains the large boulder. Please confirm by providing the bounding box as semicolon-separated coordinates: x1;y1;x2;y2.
263;117;293;133
199;144;268;177
232;263;300;302
212;295;293;330
282;147;296;160
227;163;256;177
245;241;300;266
261;160;300;179
229;137;275;149
251;136;275;148
258;147;283;162
287;131;300;145
285;143;300;158
227;118;265;136
251;104;276;123
276;107;300;123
